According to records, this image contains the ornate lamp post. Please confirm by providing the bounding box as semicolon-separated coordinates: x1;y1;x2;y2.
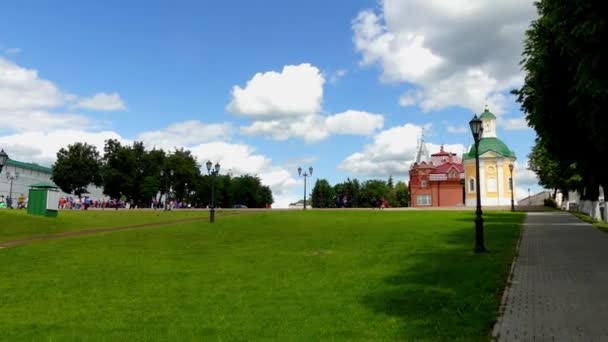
508;163;515;212
6;170;19;209
297;166;313;210
469;114;486;253
206;160;220;223
160;169;174;211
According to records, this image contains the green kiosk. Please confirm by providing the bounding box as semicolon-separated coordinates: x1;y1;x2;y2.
27;182;61;218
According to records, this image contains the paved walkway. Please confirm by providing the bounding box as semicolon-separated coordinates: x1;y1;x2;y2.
493;211;608;341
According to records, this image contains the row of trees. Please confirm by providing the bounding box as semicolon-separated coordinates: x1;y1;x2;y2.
310;176;410;208
51;140;273;208
516;0;606;202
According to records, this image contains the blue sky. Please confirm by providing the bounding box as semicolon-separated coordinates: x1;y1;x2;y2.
0;0;541;206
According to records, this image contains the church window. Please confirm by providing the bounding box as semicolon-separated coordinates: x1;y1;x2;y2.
469;178;475;193
487;177;497;192
417;195;432;206
421;180;428;188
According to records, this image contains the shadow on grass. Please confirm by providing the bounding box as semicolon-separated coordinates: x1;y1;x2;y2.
360;212;522;341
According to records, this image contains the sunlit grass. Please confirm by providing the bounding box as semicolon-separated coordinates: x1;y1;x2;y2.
0;210;524;341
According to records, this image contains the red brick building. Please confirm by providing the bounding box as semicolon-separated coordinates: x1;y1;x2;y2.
409;142;465;207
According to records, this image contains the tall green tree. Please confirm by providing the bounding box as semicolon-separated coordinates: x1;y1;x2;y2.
101;139;137;201
230;175;273;208
311;179;335;208
394;181;410;207
334;178;361;207
360;180;389;207
52;143;102;197
515;0;608;199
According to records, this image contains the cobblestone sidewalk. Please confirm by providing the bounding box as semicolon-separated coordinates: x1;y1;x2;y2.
493;211;608;341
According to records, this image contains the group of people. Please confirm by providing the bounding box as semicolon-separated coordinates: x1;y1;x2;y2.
0;194;27;209
370;197;390;210
58;197;120;210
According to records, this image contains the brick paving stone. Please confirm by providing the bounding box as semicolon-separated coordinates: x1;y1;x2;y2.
493;212;608;341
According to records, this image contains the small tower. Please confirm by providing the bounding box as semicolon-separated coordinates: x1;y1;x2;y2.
415;130;430;164
463;107;516;206
480;106;497;138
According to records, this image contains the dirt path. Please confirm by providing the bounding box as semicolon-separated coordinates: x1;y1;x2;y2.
0;212;248;249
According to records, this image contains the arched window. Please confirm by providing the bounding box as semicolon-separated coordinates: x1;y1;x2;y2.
469;178;475;193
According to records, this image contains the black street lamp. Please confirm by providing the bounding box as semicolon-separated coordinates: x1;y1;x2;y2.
297;166;313;210
206;160;220;223
0;149;7;174
508;163;515;212
469;114;486;253
160;169;174;211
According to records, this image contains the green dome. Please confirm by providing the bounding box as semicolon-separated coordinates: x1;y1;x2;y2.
464;137;516;160
479;108;496;120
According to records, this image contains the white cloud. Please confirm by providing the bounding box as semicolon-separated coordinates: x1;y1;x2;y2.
339;123;422;176
0;57;65;111
352;0;536;114
136;120;232;150
447;125;468;134
240;110;384;143
325;110;384;136
498;116;530;131
187;141;298;206
339;122;465;177
230;64;384;142
0;130;123;166
227;63;324;118
77;92;126;111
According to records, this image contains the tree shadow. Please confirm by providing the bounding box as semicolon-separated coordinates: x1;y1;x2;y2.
360;214;521;340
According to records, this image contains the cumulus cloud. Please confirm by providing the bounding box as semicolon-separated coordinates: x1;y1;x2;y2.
230;64;384;142
498;116;530;131
0;57;66;111
339;122;465;177
136;121;232;150
76;92;126;111
0;130;123;166
187;142;298;203
0;57;127;132
227;63;324;118
325;110;384;136
352;0;536;114
240;110;384;143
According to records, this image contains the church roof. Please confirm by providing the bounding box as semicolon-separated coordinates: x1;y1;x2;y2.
464;137;516;160
433;162;464;173
479;108;496;120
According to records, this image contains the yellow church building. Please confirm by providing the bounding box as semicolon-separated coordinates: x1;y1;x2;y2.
464;108;517;207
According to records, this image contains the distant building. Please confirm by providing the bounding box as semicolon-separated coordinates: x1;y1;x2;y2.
0;157;105;208
409;134;465;207
463;107;517;206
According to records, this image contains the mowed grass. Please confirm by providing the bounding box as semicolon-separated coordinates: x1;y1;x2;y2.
0;209;216;241
0;210;524;341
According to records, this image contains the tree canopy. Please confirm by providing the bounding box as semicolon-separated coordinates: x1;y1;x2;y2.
515;0;607;199
51;142;102;197
52;140;274;207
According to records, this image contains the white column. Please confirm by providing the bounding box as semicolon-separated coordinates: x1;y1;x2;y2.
497;159;504;205
479;159;486;205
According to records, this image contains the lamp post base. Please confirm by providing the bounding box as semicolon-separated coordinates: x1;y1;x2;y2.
474;215;486;253
210;207;215;223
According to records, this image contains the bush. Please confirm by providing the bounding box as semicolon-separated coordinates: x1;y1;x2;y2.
544;197;558;208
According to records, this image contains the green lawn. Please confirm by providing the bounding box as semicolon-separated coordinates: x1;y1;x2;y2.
0;210;524;341
0;209;219;241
